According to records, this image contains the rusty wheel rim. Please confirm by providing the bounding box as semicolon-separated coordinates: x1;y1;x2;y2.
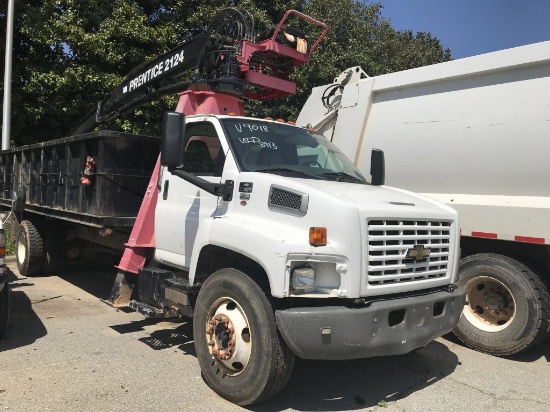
205;297;252;376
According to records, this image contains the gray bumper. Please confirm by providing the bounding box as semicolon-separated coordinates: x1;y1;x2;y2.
275;287;465;360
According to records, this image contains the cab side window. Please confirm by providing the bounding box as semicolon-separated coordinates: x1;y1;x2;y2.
183;122;224;176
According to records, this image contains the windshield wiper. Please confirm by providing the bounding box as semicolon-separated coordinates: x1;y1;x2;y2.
256;167;307;175
320;172;366;183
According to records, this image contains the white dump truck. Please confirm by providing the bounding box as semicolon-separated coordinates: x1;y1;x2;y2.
297;41;550;356
0;9;464;405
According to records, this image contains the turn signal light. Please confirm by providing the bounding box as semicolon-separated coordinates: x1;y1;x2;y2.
309;227;327;246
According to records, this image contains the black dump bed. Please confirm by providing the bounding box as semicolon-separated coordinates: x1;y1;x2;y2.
0;131;160;227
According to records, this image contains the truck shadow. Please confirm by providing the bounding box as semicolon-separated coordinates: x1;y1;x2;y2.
110;319;196;356
139;321;196;355
253;341;458;411
0;282;48;352
111;317;459;411
442;332;550;363
57;260;119;300
511;340;550;362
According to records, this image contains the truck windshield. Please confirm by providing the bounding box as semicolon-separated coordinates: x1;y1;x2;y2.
221;119;367;183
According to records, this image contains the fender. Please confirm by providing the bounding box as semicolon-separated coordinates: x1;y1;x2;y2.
188;215;315;297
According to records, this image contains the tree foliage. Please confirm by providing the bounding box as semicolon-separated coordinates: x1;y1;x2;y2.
0;0;451;145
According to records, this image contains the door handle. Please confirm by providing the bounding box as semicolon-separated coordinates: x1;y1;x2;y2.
163;180;169;200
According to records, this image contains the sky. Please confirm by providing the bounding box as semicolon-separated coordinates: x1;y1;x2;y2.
378;0;550;59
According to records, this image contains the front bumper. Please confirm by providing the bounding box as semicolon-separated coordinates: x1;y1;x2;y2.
275;287;465;360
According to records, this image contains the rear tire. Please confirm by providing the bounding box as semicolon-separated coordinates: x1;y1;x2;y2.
193;268;295;406
16;220;45;277
453;253;550;356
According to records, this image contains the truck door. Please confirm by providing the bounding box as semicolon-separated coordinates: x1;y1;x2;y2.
155;121;226;268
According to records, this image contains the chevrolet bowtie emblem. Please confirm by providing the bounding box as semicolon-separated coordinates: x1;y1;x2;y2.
406;245;431;260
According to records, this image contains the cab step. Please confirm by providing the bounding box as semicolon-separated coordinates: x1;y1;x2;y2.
164;277;202;294
128;300;175;318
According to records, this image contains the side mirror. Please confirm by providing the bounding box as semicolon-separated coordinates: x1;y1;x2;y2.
161;112;186;169
370;148;385;186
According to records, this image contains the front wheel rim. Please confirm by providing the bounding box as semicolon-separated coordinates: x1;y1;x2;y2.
205;297;252;376
463;275;516;332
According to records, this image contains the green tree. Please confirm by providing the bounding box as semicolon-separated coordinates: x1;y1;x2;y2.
3;0;184;143
1;0;451;145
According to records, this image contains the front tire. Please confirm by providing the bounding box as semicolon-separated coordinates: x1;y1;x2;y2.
16;220;45;277
453;253;550;356
193;268;295;406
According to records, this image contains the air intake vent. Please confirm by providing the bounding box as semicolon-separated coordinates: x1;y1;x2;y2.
268;185;309;216
271;188;301;210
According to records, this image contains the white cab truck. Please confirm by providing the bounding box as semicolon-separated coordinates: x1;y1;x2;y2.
151;113;464;404
297;40;550;356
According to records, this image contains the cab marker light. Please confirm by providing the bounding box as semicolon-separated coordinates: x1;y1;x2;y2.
309;227;327;246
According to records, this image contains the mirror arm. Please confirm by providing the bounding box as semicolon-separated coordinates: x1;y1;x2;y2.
169;168;234;201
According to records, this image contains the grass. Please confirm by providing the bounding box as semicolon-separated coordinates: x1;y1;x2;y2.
3;216;16;256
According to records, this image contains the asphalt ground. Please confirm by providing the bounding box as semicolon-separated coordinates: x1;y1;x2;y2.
1;256;549;412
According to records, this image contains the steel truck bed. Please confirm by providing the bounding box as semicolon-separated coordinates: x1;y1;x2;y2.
0;131;160;227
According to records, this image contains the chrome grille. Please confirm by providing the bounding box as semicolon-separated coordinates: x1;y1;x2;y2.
367;219;451;286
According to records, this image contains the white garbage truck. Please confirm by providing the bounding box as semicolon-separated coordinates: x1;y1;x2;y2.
297;40;550;356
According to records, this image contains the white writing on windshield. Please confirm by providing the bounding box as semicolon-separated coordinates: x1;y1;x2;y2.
234;123;269;133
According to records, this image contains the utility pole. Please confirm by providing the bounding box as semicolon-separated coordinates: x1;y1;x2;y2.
2;0;15;150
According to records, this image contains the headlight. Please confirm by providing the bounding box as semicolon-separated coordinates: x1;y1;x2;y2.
286;254;346;296
291;266;315;291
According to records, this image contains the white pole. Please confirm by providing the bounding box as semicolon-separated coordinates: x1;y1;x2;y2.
2;0;15;150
